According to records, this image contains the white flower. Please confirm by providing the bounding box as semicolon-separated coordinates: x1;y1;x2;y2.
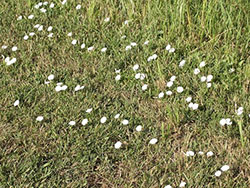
61;85;68;90
207;83;212;88
185;151;195;157
55;85;62;92
57;82;63;86
104;17;110;22
194;68;200;75
221;165;229;172
24;35;29;40
206;75;213;82
11;46;17;51
86;108;92;113
225;118;232;125
34;24;40;28
81;118;88;125
28;15;34;19
140;73;146;80
142;84;148;91
144;40;149;45
40;8;47;13
2;45;7;49
215;170;222;177
186;96;192;102
198;151;204;155
170;76;176;82
169;48;175;53
152;54;158;59
5;57;10;63
164;185;172;188
62;0;67;5
207;151;214;157
200;76;206;82
14;100;20;106
69;121;76;126
43;2;48;6
67;32;72;37
135;73;141;79
81;43;85;49
166;91;172;96
121;35;126;39
179;60;186;67
199;61;206;68
192;103;199;110
177;86;184;93
44;81;50;84
122;119;129;125
188;102;194;108
29;32;35;36
6;58;16;66
125;45;132;51
50;3;55;8
47;26;53;31
100;117;107;123
115;69;121;74
149;138;158;145
158;92;164;98
115;75;121;81
34;4;40;9
166;81;173;88
76;4;81;10
72;39;77;45
88;46;94;51
133;64;139;71
17;15;22;20
136;125;142;132
36;116;44;121
130;42;137;46
236;107;243;116
48;74;54;81
165;44;171;51
114;141;122;149
229;68;235;73
114;114;120;119
74;85;84;91
48;33;53;38
38;25;43;31
179;181;186;187
38;2;43;6
124;20;129;25
101;47;107;52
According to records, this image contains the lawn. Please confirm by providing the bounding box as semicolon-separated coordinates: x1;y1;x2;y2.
0;0;249;187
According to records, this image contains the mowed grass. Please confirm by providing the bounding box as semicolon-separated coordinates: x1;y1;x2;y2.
0;0;249;187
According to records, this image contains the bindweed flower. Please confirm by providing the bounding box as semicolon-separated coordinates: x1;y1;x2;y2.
17;15;22;20
50;3;55;8
170;76;176;82
221;165;229;172
185;151;195;157
147;54;157;62
165;44;171;51
40;8;46;13
44;81;50;84
80;43;85;49
144;40;149;45
6;57;16;66
62;0;67;5
38;25;43;31
169;48;175;53
67;32;72;37
74;85;84;91
198;151;204;155
69;121;76;125
81;118;88;125
177;86;184;93
179;60;186;67
48;33;53;38
199;61;206;68
48;74;54;80
12;46;17;51
28;14;34;19
72;39;77;45
14;100;20;106
229;68;235;73
130;42;137;46
188;102;194;108
207;151;214;157
194;68;200;75
122;119;129;125
124;20;129;25
114;114;120;119
36;116;44;121
104;17;110;22
225;118;232;125
47;26;53;31
166;91;172;96
34;24;40;28
115;75;121;81
100;117;107;124
158;92;164;98
76;4;81;10
142;84;148;91
219;119;226;126
88;46;94;51
192;103;199;110
215;170;222;177
125;45;132;51
167;81;173;88
179;181;186;187
186;96;192;103
164;185;172;188
24;35;29;40
236;107;243;116
101;47;107;52
114;141;122;149
200;76;206;82
43;2;48;6
115;69;121;74
149;138;158;145
136;125;142;132
135;73;141;79
206;75;213;82
29;32;35;36
133;64;139;71
121;35;126;39
207;83;212;88
140;73;146;80
86;108;92;113
2;45;7;49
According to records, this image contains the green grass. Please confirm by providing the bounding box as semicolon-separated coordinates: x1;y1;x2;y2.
0;0;249;187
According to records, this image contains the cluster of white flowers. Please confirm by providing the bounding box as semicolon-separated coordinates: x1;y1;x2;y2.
219;118;232;126
147;54;158;62
34;1;54;12
125;42;137;51
55;82;68;92
215;165;230;177
165;44;175;53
